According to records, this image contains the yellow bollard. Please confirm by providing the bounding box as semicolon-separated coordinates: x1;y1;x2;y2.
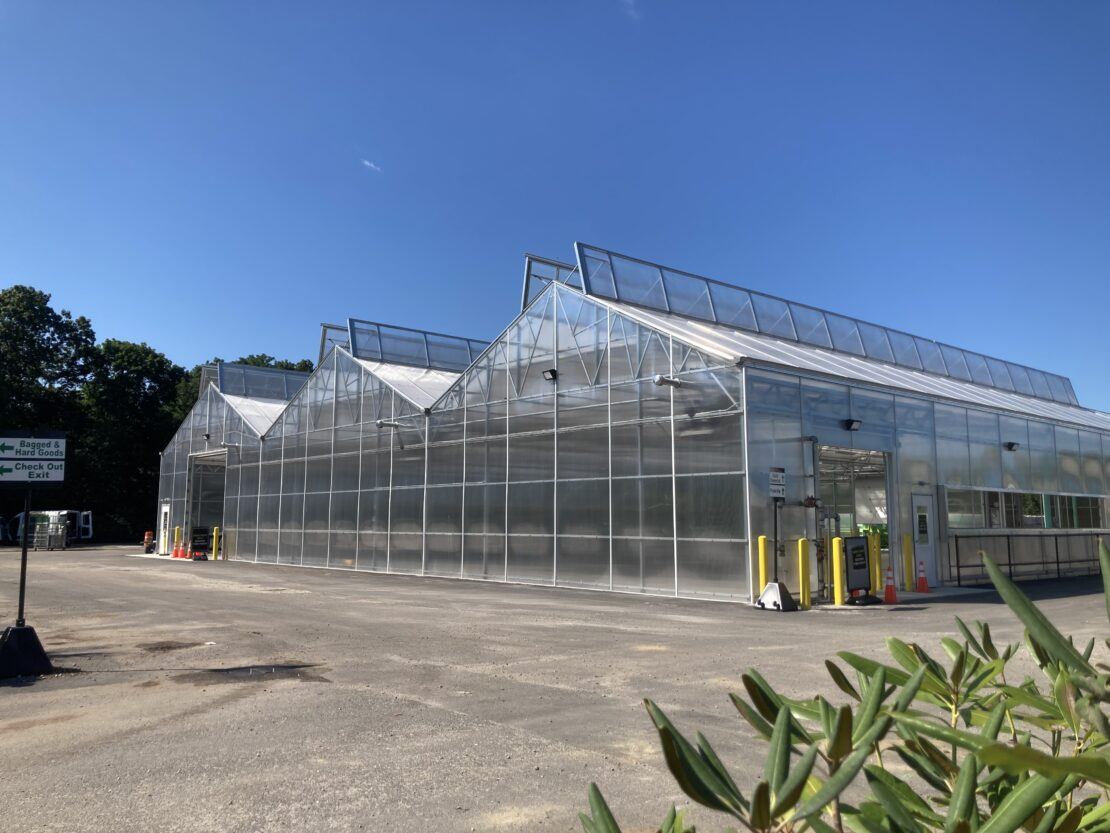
212;526;221;561
797;538;810;610
757;535;768;593
832;537;845;606
868;534;881;594
902;533;914;592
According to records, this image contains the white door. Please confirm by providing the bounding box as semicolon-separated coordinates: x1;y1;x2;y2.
911;494;938;587
79;511;93;540
158;504;171;555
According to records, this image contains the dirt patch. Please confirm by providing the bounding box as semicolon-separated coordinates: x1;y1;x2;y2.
134;679;160;688
171;663;330;686
138;640;203;653
0;712;81;733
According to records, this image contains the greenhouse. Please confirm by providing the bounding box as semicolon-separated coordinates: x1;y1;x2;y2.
156;243;1110;602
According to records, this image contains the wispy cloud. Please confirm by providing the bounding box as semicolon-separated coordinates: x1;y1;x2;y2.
360;159;382;173
619;0;641;19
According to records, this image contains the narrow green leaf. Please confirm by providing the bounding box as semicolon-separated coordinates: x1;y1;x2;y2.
826;659;861;701
583;784;623;833
794;716;893;819
945;752;980;833
645;700;744;817
764;707;792;793
891;745;949;793
955;616;985;657
941;636;966;662
696;731;746;804
1053;806;1083;833
729;692;774;739
852;666;887;745
976;774;1066;833
864;765;942;823
866;768;924;833
979;742;1110;785
829;704;854;761
751;780;771;831
982;554;1093;674
770;745;819;819
891;713;989;754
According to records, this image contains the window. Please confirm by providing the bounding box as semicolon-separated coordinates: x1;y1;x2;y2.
1075;497;1103;529
947;489;985;528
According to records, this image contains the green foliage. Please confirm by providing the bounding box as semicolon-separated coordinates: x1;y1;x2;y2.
0;285;312;540
583;547;1109;833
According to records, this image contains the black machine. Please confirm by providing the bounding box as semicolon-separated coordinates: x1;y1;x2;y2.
190;527;211;561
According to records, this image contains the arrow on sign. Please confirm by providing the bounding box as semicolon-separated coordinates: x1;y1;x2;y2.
0;443;11;453
0;465;12;475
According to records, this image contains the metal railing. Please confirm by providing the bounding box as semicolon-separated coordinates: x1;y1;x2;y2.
948;531;1104;586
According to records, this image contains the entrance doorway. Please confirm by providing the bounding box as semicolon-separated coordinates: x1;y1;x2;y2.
817;446;890;595
186;452;227;550
158;503;171;555
911;493;937;588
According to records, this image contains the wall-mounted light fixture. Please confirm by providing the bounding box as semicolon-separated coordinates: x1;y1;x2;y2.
843;419;862;431
203;432;211;441
542;368;558;382
1004;441;1021;451
653;374;682;388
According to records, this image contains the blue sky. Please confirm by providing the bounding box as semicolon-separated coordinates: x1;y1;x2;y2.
1;2;1108;408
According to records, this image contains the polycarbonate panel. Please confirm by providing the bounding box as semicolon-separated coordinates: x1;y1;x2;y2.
329;533;356;568
1007;363;1034;396
356;530;387;571
850;388;895;452
801;379;852;448
424;534;462;576
967;410;1002;488
985;358;1014;391
555;537;609;589
388;533;422;573
612;538;674;595
348;319;488;372
677;540;746;599
462;534;505;579
1028;420;1058;492
708;283;758;330
825;314;866;356
580;246;617;297
939;345;971;381
857;322;895;363
507;535;554;584
1055;427;1082;493
999;416;1031;491
301;532;328;567
278;530;302;565
556;479;609;536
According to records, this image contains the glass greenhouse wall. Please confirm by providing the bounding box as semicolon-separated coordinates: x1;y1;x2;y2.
158;243;1110;601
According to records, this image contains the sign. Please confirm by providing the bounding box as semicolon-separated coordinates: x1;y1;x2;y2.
0;433;66;488
769;467;786;499
843;535;871;593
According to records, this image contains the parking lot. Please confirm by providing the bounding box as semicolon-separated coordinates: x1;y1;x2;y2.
1;547;1105;833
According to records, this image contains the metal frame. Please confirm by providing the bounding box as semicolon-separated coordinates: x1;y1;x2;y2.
573;242;1079;406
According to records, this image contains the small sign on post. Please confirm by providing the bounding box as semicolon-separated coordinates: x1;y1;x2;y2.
768;467;786;499
0;431;66;679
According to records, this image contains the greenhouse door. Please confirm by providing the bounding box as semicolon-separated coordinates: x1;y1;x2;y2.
911;494;937;588
187;453;227;542
158;503;171;555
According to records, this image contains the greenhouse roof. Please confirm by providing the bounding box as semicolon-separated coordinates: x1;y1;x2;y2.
585;289;1110;432
572;243;1080;407
221;393;289;436
351;356;459;409
347;318;488;373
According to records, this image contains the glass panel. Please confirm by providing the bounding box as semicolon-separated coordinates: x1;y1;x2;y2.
1007;363;1034;396
964;352;994;386
789;304;832;348
751;294;796;339
1026;368;1052;399
825;313;866;356
939;346;972;381
1046;374;1071;404
857;322;895;363
1055;427;1081;493
887;331;922;369
707;283;757;330
662;270;714;320
914;338;947;375
999;416;1031;491
611;255;668;309
580;247;617;298
984;358;1014;391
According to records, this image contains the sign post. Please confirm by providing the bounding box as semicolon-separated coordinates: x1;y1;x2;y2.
756;467;798;612
0;432;66;679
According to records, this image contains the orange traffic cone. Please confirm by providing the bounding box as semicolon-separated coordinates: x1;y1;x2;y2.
883;566;898;604
916;560;930;593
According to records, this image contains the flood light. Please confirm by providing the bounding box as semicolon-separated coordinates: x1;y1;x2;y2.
542;368;558;382
653;374;682;388
843;419;862;431
1004;441;1021;451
